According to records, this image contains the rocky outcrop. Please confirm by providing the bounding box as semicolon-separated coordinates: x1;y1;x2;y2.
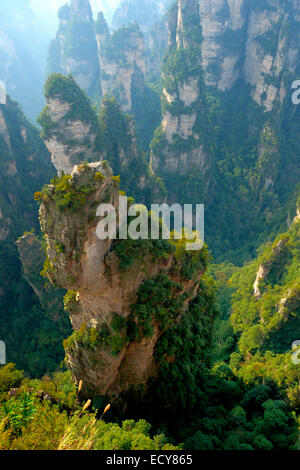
152;0;300;179
0;97;54;243
16;233;65;320
150;0;212;177
97;20;147;113
195;0;300;110
277;285;300;318
38;75;155;202
253;238;288;298
38;74;101;175
39;162;208;398
48;0;100;98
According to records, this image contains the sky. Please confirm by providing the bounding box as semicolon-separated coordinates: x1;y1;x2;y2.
29;0;121;24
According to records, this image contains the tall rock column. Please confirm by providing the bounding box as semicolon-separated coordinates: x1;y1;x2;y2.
96;17;147;113
48;0;100;99
151;0;212;182
38;162;211;399
38;74;101;175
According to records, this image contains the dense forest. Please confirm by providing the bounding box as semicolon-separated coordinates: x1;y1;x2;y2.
0;0;299;452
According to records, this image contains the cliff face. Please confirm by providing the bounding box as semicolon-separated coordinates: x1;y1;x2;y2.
97;21;147;113
16;233;66;319
231;202;300;356
39;162;210;398
151;0;300;261
0;97;54;243
38;74;101;175
154;0;300;165
0;95;71;375
243;0;300;111
48;0;100;98
150;0;213;180
190;0;300;109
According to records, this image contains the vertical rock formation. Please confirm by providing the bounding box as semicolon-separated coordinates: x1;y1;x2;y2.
151;0;212;181
243;0;300;111
16;233;66;319
152;0;300;166
38;74;162;203
48;0;100;99
151;0;300;259
38;162;212;398
0;97;54;242
38;74;101;175
96;18;147;113
198;0;246;91
0;95;70;374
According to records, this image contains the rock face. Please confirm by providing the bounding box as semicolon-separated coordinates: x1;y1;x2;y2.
39;162;209;398
196;0;300;109
48;0;100;98
38;75;156;203
0;97;54;243
38;74;101;175
152;0;300;175
150;0;300;261
49;1;151;114
16;233;65;319
150;0;213;179
96;19;147;113
253;239;288;299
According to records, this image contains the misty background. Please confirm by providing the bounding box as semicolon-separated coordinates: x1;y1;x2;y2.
0;0;123;121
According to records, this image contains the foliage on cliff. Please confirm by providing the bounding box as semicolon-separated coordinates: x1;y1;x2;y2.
151;0;300;265
209;214;300;417
0;98;70;376
48;0;99;99
38;74;100;140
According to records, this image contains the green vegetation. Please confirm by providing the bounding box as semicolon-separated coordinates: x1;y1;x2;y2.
98;97;162;202
0;98;71;377
102;23;143;63
0;365;177;450
208;217;300;426
2;0;300;451
37;173;94;212
38;74;100;140
48;3;99;99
